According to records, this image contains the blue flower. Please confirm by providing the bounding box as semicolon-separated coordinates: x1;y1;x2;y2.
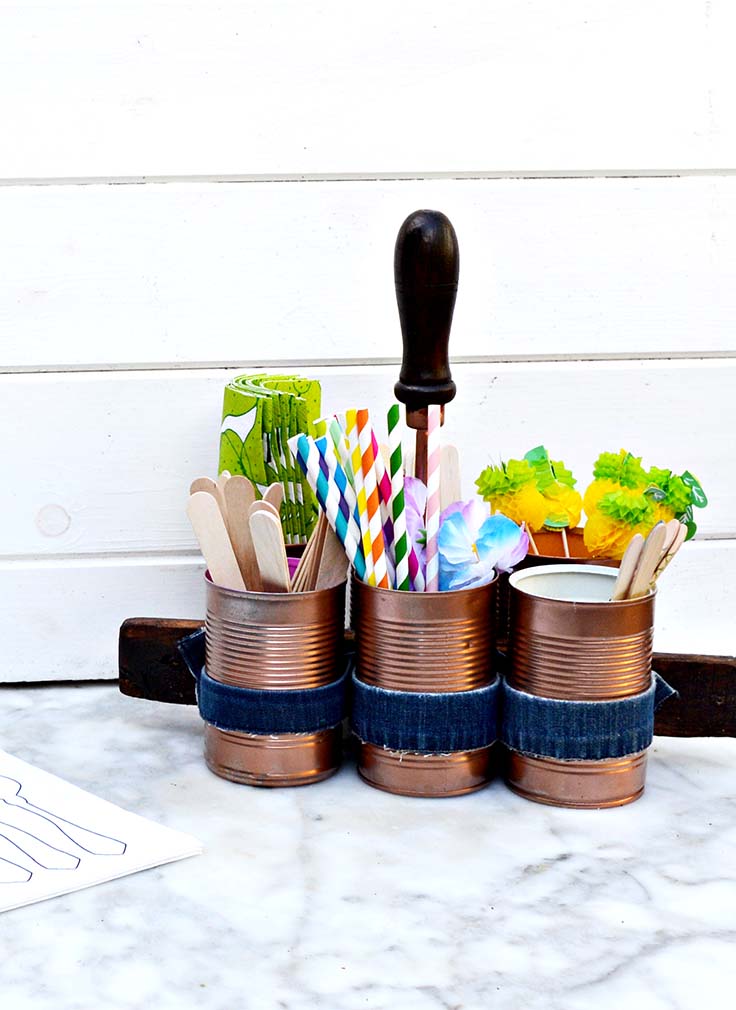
438;501;528;591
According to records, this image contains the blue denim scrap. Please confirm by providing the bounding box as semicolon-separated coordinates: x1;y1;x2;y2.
351;674;500;754
501;673;677;761
177;629;349;735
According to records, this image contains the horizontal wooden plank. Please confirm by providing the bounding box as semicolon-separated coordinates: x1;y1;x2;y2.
1;360;731;561
3;540;734;682
3;177;736;369
0;2;734;178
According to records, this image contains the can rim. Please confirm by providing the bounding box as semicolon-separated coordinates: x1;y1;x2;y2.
204;569;347;599
509;563;655;604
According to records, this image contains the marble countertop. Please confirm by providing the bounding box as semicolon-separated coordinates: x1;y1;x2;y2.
1;682;735;1010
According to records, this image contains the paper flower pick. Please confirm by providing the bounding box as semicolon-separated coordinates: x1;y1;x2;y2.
438;499;528;591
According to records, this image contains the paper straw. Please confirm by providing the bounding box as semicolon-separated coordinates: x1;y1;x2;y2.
424;404;441;591
314;435;364;554
290;435;366;580
346;409;376;586
371;430;394;549
328;416;354;485
387;404;411;591
356;409;390;589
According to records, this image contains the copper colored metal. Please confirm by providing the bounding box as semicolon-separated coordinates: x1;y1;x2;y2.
496;528;617;652
359;742;497;798
505;750;648;809
203;574;346;786
206;575;345;690
204;726;341;787
352;577;496;693
506;565;655;808
352;577;497;797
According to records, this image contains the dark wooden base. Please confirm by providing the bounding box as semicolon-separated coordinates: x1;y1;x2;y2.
118;618;736;737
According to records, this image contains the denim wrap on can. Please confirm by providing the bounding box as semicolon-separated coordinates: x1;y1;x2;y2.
177;628;349;735
501;673;677;761
351;674;500;754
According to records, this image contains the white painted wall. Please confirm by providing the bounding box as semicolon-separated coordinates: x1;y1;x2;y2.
2;2;734;680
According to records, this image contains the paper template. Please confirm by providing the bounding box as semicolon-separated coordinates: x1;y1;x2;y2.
0;751;201;913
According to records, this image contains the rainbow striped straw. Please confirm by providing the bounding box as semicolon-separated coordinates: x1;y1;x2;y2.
356;409;390;589
370;430;394;550
387;404;410;591
328;416;354;484
314;435;363;549
424;404;441;591
290;434;366;581
346;409;376;586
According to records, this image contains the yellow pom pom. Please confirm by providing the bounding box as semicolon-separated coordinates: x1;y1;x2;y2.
582;513;650;560
543;484;583;530
489;485;549;532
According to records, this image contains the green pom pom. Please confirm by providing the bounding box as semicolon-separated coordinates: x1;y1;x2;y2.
524;445;577;491
592;450;646;488
476;458;536;498
597;489;654;526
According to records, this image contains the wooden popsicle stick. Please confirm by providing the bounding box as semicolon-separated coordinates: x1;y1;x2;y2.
186;491;246;591
306;512;329;591
627;522;667;599
440;443;461;510
610;533;644;601
263;482;284;512
315;523;349;590
292;527;317;592
223;475;260;591
249;499;281;521
189;477;227;519
654;522;687;579
249;510;291;593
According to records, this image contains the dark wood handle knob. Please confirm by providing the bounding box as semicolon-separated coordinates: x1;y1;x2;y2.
394;209;458;416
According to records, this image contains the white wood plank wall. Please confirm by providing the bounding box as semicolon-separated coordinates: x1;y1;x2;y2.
1;2;734;680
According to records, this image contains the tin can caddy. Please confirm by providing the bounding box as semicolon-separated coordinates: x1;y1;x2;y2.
119;209;721;809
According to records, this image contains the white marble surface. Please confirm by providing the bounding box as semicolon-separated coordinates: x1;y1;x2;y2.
1;683;735;1010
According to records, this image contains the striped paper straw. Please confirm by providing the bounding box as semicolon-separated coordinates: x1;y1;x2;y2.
387;404;410;591
314;435;364;552
370;430;394;547
290;435;366;580
346;409;376;586
328;416;354;485
424;404;441;591
356;409;390;589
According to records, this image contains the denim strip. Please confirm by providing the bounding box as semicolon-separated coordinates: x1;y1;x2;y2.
193;665;349;735
351;674;500;754
501;673;677;761
177;628;350;735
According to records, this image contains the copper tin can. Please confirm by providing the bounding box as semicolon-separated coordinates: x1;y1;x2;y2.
506;565;655;808
352;577;497;797
496;528;616;653
204;574;346;787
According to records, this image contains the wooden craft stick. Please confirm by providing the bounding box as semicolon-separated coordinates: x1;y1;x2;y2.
223;475;260;591
292;526;318;592
315;523;349;590
610;533;644;601
189;477;227;519
628;522;667;599
248;499;282;521
263;482;284;513
440;443;461;510
654;521;687;579
186;491;246;591
249;510;291;593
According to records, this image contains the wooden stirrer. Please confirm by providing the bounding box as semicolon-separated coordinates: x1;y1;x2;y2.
186;491;245;591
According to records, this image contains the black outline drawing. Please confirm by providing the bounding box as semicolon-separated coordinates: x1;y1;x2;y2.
0;775;127;884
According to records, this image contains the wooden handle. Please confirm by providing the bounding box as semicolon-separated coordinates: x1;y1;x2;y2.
394;209;458;425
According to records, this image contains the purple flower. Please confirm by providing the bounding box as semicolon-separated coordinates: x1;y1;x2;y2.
404;476;427;569
438;501;528;591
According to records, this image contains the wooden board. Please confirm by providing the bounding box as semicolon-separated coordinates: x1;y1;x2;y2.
1;1;734;178
4;177;736;369
1;360;732;561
